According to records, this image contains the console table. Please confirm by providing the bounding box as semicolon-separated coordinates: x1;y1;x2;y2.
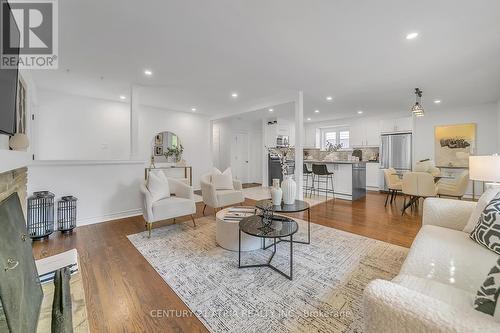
144;166;193;186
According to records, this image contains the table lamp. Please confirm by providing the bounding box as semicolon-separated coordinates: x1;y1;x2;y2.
469;154;500;192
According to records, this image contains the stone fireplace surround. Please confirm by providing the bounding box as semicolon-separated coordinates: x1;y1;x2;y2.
0;167;28;215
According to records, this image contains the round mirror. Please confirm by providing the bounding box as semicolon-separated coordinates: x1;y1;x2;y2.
151;131;183;163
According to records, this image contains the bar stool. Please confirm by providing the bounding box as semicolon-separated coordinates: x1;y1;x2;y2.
303;163;313;197
311;164;335;200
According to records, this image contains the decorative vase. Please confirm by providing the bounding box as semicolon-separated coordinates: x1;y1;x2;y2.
270;179;282;205
281;175;296;205
9;133;29;151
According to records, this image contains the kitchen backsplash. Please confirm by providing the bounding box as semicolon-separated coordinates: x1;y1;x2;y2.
304;147;379;162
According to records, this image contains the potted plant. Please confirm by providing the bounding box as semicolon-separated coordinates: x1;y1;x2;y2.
164;144;184;163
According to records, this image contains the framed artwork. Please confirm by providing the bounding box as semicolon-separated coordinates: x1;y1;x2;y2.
154;146;163;156
434;123;476;167
155;134;163;145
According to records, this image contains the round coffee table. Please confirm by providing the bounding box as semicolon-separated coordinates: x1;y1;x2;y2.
238;214;298;280
255;199;311;244
215;208;261;251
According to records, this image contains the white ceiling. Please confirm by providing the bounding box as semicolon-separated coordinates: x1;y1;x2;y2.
32;0;500;121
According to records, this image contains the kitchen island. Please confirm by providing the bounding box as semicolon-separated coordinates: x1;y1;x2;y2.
304;160;366;201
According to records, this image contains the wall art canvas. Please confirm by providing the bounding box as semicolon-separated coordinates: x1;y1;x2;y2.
434;123;476;167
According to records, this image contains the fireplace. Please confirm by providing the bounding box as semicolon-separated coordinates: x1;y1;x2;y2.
0;167;27;215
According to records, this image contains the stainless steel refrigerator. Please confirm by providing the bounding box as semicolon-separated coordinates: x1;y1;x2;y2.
379;133;412;191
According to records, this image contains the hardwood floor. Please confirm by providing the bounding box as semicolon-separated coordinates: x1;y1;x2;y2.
32;191;422;333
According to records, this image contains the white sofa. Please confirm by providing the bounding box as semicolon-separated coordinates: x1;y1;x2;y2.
363;198;500;333
200;173;244;214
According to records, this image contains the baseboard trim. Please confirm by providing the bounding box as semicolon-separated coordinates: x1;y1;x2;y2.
77;208;142;227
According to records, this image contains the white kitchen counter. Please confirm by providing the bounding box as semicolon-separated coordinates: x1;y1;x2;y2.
304;161;366;200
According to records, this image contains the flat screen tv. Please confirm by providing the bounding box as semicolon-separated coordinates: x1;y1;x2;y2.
0;1;20;136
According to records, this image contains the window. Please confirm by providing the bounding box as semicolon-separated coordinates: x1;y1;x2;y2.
320;127;350;150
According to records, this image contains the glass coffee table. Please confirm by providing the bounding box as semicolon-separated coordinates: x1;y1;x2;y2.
238;214;298;280
255;199;311;245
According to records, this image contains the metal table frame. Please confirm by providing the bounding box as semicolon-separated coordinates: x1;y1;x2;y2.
238;229;295;280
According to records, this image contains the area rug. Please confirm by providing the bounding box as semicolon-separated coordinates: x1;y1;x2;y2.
127;217;408;333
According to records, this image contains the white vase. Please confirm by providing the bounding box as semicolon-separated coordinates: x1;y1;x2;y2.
281;175;297;205
270;180;282;205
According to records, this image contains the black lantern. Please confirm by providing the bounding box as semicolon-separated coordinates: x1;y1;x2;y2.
57;196;77;233
27;191;55;240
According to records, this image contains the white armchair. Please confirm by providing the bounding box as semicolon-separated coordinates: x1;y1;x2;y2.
200;173;244;214
140;177;196;238
438;170;469;199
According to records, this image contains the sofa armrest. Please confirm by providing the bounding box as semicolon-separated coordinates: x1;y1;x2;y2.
363;279;500;333
140;183;154;223
168;177;194;200
423;198;476;231
233;179;243;191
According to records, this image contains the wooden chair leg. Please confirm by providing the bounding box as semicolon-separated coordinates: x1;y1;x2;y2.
385;191;390;206
202;204;207;215
190;214;196;227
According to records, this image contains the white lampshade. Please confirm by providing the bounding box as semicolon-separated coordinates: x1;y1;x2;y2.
469;155;500;182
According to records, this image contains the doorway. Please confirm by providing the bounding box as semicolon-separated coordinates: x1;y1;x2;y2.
233;133;249;183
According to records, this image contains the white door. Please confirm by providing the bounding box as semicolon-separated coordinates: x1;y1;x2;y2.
234;133;249;183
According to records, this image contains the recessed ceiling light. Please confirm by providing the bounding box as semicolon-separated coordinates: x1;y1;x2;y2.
406;32;419;40
434;100;441;104
307;117;311;121
357;110;364;114
144;69;153;76
231;92;238;98
314;110;320;113
268;108;274;112
119;95;126;100
191;107;197;112
326;96;333;101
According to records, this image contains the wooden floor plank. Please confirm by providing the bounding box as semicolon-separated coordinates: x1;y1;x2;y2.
32;191;421;332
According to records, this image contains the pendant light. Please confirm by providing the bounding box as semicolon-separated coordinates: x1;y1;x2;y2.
411;88;424;117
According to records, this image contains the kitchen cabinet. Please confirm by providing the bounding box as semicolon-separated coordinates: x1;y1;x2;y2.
380;117;412;133
265;118;295;147
366;162;380;190
351;120;380;147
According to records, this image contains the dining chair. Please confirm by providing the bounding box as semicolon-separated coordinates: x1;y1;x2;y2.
437;170;469;199
383;168;403;206
401;172;437;215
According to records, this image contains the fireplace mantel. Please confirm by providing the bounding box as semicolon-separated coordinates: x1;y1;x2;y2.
0;150;31;174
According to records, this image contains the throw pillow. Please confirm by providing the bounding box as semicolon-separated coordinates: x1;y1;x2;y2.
474;258;500;318
212;167;234;190
463;188;500;233
147;172;170;202
470;192;500;255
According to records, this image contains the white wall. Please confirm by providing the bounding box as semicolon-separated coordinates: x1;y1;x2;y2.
138;104;212;189
497;99;500;151
413;103;498;162
35;90;131;160
28;161;144;226
212;117;263;184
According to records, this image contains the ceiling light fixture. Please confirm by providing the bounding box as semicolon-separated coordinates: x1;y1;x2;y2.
406;32;419;40
411;88;425;117
314;110;320;113
231;92;238;98
191;107;197;112
144;69;153;76
307;117;311;121
268;108;274;112
357;110;363;114
434;100;441;104
326;96;333;101
119;95;126;100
